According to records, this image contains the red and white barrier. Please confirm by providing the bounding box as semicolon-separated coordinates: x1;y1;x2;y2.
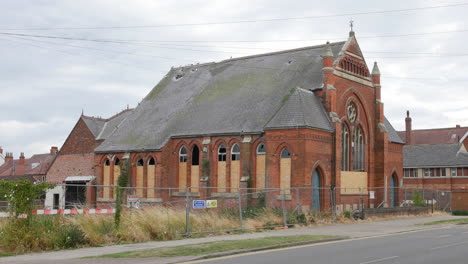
0;208;115;218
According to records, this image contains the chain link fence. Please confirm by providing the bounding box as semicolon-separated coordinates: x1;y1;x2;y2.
0;184;463;234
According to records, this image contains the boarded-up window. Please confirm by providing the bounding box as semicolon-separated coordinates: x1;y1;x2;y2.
256;143;266;189
341;124;350;171
179;147;187;163
136;158;144;197
218;144;227;161
147;157;155;198
280;147;291;195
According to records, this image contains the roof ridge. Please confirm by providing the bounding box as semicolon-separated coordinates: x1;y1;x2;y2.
399;126;468;132
173;41;347;70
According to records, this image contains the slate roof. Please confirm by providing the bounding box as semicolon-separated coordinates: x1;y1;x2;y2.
46;154;96;184
397;126;468;145
96;42;345;153
385;117;405;144
265;88;333;131
82;109;133;140
403;143;468;167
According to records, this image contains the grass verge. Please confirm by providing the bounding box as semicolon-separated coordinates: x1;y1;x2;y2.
92;235;340;258
422;218;468;225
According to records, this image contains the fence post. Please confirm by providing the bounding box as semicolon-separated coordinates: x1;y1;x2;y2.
330;186;336;221
185;186;191;236
238;188;244;230
295;188;301;214
281;189;287;227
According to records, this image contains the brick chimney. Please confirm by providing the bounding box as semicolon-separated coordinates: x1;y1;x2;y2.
405;110;412;145
456;124;461;128
50;146;58;154
0;146;3;155
5;152;13;162
19;152;25;165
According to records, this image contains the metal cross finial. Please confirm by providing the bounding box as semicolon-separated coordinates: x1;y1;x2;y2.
350;19;354;32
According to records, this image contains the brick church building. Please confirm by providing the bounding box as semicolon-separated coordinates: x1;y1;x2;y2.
46;31;404;211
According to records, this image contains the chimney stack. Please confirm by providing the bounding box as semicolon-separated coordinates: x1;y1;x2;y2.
405;110;412;145
0;146;3;155
5;152;13;162
50;146;58;154
456;124;461;128
19;152;25;165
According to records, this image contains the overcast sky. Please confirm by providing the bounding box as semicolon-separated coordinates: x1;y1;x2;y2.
1;0;467;157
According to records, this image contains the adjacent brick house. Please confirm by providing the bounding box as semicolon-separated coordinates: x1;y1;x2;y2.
399;112;468;210
0;148;57;182
89;31;404;211
45;110;133;209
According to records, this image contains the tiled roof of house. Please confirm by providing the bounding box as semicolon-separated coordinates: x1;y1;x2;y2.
0;152;56;177
96;41;348;152
397;126;468;145
403;143;468;167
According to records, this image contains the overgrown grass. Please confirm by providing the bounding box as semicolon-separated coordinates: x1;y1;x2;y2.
422;218;468;225
93;235;339;258
0;206;358;255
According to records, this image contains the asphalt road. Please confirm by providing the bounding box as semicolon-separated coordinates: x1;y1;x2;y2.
186;225;468;264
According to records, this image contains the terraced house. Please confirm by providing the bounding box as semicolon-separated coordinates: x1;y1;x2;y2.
49;31;404;211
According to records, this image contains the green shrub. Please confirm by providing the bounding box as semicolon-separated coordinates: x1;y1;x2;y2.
452;210;468;216
57;224;86;248
343;210;353;219
412;191;426;207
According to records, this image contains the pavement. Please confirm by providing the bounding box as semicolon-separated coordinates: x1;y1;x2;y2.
0;215;464;264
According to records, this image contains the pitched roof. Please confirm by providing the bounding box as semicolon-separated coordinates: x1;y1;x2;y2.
265;88;333;131
397;126;468;145
385;117;404;144
403;143;468;167
45;153;96;184
81;109;133;140
96;41;345;153
0;153;56;177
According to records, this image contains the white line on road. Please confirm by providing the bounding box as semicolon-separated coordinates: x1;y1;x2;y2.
435;235;453;238
431;241;468;250
359;256;399;264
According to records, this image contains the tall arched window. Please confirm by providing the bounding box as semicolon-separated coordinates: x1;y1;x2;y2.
230;144;241;192
178;146;188;190
217;144;227;192
114;158;120;166
256;143;266;189
191;145;200;166
147;157;156;198
280;147;291;194
179;146;187;163
218;144;227;161
136;157;144;197
341;124;350;171
353;126;365;171
231;144;240;161
103;159;111;198
191;146;200;192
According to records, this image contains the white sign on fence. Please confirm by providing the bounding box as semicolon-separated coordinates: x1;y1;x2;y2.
127;196;140;208
369;191;375;199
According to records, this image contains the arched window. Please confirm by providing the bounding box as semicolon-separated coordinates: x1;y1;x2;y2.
179;146;187;163
218;144;227;161
280;147;291;158
231;144;240;161
256;143;266;155
148;157;155;165
341;124;350;171
114;158;120;166
192;145;200;166
353;126;365;171
104;159;110;166
137;158;144;166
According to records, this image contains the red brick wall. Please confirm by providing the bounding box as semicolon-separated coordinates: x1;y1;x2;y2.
60;118;101;155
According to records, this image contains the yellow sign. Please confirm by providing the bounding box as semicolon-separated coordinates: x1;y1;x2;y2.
206;200;218;208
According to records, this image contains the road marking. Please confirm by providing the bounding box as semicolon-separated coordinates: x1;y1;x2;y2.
181;227;449;264
359;256;399;264
431;241;468;250
435;234;452;238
